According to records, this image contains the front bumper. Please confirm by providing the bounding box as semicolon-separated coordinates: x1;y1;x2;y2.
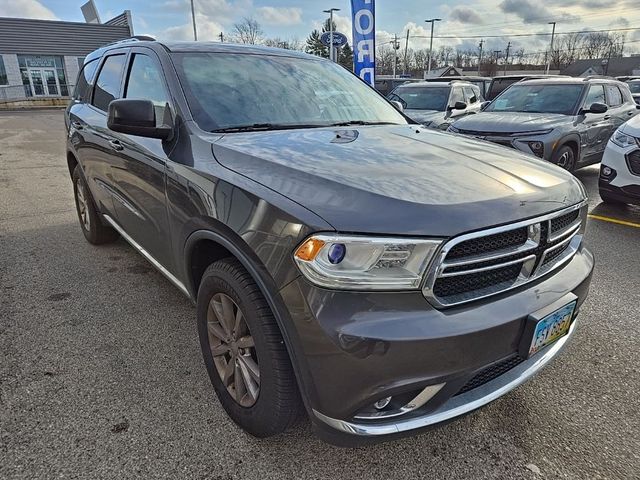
279;244;594;445
454;130;555;160
599;140;640;205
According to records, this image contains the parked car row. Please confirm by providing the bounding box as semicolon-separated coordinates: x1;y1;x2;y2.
389;76;640;180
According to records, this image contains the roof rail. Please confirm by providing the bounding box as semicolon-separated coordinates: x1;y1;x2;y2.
106;36;156;47
582;75;613;81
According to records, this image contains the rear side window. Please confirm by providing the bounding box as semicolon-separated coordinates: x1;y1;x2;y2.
585;84;605;106
450;87;464;105
73;58;99;102
92;54;126;112
605;85;623;107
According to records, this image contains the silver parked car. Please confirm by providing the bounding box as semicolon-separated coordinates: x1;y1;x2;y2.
449;77;639;172
388;81;483;130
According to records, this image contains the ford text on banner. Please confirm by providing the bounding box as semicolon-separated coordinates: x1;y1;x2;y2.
351;0;375;87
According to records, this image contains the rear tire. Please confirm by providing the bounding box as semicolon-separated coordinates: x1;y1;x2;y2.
72;166;119;245
197;258;301;437
552;145;577;172
600;191;626;205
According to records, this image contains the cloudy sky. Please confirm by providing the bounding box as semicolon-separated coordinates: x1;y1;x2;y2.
1;0;639;55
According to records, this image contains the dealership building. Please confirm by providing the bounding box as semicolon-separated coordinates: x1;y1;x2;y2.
0;11;133;103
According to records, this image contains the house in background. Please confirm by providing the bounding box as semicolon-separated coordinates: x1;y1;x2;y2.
424;65;465;79
0;8;133;106
560;57;640;78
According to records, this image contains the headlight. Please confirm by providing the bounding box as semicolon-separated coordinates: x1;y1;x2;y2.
294;234;441;290
509;129;553;137
611;128;638;148
448;125;460;133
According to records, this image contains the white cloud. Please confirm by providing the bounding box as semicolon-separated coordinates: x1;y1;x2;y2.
159;13;224;41
257;6;302;26
0;0;57;20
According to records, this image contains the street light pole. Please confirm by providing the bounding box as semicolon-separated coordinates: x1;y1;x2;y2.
477;39;484;74
323;8;340;62
425;18;441;77
546;22;556;75
190;0;198;41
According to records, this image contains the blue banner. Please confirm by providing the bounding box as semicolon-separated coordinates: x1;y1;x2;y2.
351;0;375;87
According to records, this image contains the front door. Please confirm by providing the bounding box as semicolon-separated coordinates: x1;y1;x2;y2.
28;68;60;96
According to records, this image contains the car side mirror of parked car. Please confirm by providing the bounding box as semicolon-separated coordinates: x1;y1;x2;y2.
107;99;173;140
582;102;608;115
449;101;467;111
390;100;404;112
480;101;491;111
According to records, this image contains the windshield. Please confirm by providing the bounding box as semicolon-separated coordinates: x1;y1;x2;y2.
485;84;583;115
628;82;640;94
389;87;449;111
171;53;406;132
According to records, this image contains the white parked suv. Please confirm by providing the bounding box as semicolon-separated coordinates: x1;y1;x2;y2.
599;115;640;205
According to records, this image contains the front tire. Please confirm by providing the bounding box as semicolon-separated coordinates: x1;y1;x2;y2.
72;166;119;245
600;191;626;205
552;145;577;172
197;258;301;437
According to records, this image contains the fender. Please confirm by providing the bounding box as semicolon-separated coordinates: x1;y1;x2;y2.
183;226;318;415
552;133;582;160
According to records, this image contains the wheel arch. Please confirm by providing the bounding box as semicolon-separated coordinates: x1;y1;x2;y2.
66;150;79;179
553;135;581;162
183;225;315;412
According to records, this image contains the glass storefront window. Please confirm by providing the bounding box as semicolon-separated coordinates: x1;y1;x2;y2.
0;56;7;85
17;55;68;96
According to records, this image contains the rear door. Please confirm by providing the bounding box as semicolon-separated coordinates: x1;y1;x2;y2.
580;83;612;161
76;50;129;216
107;47;175;270
606;84;637;129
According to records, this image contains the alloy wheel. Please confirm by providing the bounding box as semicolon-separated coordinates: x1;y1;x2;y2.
557;150;575;171
76;181;90;231
207;293;260;407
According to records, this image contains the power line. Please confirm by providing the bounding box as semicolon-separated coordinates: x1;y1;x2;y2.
407;26;640;40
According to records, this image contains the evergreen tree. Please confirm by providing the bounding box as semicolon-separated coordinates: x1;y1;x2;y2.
306;19;354;71
338;42;354;70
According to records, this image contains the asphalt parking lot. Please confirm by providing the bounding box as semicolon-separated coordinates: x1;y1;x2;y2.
1;109;639;480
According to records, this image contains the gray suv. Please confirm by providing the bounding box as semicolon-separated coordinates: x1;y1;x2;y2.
65;39;593;445
450;77;639;171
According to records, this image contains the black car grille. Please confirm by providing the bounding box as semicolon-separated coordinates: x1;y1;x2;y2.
455;355;525;396
627;150;640;176
426;205;584;307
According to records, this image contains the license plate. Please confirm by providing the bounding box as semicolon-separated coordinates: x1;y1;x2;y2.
528;301;576;356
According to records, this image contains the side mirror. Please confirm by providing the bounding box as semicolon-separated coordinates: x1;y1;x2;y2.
449;101;467;111
582;102;608;115
480;101;491;111
390;100;404;112
107;99;172;140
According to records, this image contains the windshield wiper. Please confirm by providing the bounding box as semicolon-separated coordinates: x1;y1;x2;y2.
328;121;399;127
212;123;326;133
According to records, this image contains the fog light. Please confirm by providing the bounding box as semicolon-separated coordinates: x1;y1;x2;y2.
327;243;346;264
374;396;392;410
528;141;544;158
602;166;613;176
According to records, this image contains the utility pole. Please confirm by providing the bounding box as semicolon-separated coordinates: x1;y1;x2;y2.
219;32;224;43
425;18;442;77
504;42;511;76
393;34;399;78
190;0;198;41
323;8;340;62
403;29;410;76
494;50;501;76
477;39;484;74
546;22;556;75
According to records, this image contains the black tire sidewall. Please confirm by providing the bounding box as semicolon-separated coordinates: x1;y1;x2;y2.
553;145;576;172
197;262;287;436
72;167;100;243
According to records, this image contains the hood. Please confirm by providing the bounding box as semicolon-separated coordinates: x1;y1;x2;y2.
211;125;585;237
621;114;640;136
404;109;446;125
453;112;570;134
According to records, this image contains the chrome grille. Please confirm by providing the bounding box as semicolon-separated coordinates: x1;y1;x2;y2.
424;203;587;307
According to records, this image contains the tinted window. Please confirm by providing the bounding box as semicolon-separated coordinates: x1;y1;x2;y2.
172;53;406;132
463;86;477;104
605;85;623;107
488;78;519;99
0;56;7;85
486;84;583;115
628;82;640;94
585;84;605;106
73;58;99;102
125;54;170;126
92;54;126;111
390;87;450;111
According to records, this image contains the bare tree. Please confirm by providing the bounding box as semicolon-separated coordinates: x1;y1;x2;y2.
233;17;263;45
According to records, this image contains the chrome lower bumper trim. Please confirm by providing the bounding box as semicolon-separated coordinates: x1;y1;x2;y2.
313;320;577;436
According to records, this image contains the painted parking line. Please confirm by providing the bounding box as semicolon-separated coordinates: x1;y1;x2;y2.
588;214;640;229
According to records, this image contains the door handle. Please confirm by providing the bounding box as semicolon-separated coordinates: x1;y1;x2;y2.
603;115;611;120
108;139;124;151
71;121;83;130
628;111;635;116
